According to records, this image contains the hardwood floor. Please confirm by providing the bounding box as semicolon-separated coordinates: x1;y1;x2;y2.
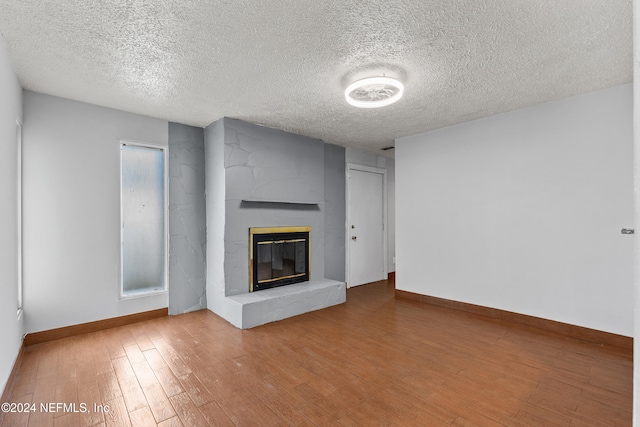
1;280;632;426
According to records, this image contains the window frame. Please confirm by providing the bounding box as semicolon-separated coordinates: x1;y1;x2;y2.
119;140;168;299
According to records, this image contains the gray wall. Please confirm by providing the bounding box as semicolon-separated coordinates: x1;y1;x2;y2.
168;123;206;315
324;143;346;281
203;119;229;320
222;118;326;296
386;158;395;273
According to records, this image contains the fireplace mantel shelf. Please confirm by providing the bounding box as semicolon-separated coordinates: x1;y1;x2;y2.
241;198;319;206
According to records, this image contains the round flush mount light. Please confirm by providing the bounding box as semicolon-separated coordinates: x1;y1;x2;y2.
345;76;404;108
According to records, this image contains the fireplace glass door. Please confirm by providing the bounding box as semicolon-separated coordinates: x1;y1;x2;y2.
250;227;310;292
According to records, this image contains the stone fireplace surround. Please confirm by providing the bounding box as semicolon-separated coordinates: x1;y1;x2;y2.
204;118;346;329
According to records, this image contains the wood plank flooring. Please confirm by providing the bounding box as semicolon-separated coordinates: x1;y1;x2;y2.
1;280;632;426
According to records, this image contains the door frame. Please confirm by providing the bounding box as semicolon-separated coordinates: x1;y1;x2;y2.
345;163;388;288
16;117;23;316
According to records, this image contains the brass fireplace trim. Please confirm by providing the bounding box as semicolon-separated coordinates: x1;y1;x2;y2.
249;226;311;292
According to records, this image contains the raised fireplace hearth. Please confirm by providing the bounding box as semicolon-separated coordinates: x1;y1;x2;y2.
249;226;310;292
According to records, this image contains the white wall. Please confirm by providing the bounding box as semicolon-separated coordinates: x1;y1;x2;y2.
632;0;640;419
397;84;633;336
345;148;387;170
23;92;169;334
0;36;23;394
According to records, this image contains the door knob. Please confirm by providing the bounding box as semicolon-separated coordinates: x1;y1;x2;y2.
352;236;357;240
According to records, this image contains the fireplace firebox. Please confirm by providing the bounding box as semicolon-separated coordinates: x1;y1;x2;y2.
249;226;310;292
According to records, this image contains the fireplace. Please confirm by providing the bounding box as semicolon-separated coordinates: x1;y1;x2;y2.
249;226;310;292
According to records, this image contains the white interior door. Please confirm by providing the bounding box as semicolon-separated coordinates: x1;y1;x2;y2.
347;166;386;287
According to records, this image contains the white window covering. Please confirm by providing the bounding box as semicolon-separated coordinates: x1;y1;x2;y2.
121;144;165;296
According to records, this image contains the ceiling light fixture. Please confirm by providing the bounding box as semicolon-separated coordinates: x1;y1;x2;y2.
345;76;404;108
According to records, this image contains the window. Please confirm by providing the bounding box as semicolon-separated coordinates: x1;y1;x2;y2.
17;119;22;314
120;143;166;296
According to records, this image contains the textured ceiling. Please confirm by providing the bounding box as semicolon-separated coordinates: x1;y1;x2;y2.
0;0;632;156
